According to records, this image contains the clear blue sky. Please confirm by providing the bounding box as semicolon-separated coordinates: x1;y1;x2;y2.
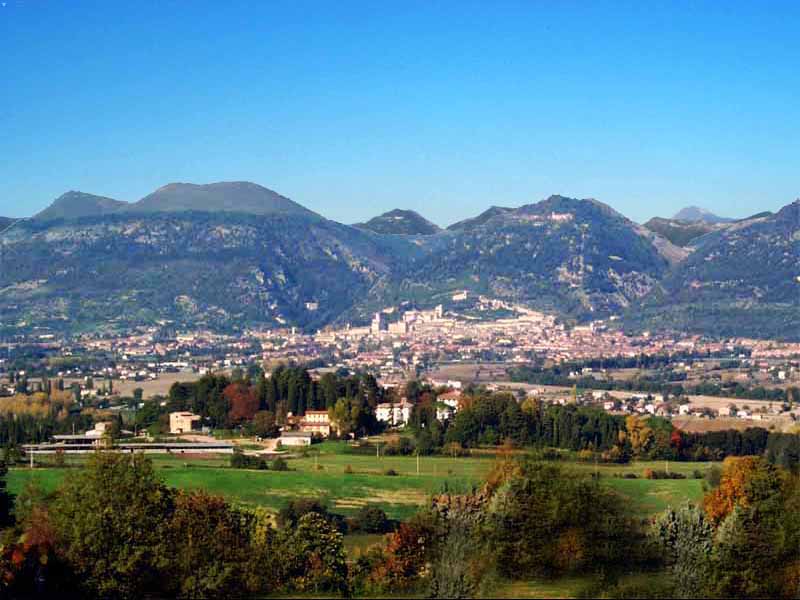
1;0;798;225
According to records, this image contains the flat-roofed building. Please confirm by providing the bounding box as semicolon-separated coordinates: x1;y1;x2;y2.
300;410;332;437
170;411;201;434
376;401;413;426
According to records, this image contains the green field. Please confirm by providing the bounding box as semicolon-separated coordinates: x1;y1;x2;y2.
8;444;712;521
7;446;710;598
9;449;486;521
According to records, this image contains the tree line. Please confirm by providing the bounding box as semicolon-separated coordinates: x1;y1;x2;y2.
165;366;387;432
410;392;800;467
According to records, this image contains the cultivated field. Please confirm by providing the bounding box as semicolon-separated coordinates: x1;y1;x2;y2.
672;415;793;433
63;370;205;399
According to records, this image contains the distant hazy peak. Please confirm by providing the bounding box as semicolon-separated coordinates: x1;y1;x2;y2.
673;206;732;224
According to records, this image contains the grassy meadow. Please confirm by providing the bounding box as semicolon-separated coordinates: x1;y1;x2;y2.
8;442;711;521
6;443;712;598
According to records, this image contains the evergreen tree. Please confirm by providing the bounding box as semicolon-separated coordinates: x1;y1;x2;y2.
0;460;14;527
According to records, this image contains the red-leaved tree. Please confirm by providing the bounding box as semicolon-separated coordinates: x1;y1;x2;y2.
224;383;259;424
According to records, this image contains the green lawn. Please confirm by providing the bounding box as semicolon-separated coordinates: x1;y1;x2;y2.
9;459;480;521
606;478;705;516
8;445;714;522
567;458;714;478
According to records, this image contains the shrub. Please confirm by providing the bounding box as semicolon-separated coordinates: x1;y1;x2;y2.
383;437;415;456
344;464;354;474
384;468;399;477
277;499;330;529
541;448;562;461
230;451;268;470
643;469;686;480
354;506;391;534
442;441;468;457
277;499;346;533
705;464;722;488
272;457;289;471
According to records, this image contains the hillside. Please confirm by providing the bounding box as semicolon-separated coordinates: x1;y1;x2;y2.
386;195;672;319
0;217;16;231
354;209;440;235
34;191;127;222
0;211;417;332
447;206;512;232
0;192;680;331
643;217;719;247
633;200;800;339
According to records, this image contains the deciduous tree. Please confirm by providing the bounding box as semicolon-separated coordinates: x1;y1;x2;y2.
225;382;258;424
49;453;174;598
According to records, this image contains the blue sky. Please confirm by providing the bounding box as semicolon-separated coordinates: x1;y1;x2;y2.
1;0;798;226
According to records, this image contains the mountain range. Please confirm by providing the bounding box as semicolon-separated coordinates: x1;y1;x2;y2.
33;182;315;222
1;184;797;340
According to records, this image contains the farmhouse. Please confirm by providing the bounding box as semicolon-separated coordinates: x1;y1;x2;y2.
299;410;332;437
376;401;413;426
169;411;202;434
438;390;462;411
436;403;454;421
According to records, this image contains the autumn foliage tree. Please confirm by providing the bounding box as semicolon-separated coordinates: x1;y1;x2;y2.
224;383;259;424
7;454;356;598
365;512;438;591
703;456;785;524
624;415;654;457
0;506;72;597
